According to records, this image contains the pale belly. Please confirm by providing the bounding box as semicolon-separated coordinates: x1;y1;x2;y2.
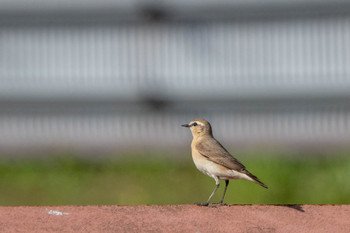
192;152;254;182
192;152;229;179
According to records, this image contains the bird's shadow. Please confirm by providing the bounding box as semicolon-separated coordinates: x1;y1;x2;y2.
274;204;305;212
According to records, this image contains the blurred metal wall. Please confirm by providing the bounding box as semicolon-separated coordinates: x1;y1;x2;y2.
1;0;350;150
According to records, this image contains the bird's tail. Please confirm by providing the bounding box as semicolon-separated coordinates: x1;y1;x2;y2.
253;178;268;189
244;170;268;189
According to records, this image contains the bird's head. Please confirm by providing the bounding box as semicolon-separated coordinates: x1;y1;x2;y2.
182;118;213;138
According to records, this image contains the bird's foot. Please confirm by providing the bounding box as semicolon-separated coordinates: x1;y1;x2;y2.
214;202;229;206
195;203;216;208
195;202;209;206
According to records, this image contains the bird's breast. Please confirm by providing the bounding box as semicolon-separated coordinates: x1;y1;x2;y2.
191;144;230;179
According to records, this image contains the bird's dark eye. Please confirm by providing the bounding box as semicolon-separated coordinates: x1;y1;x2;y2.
192;122;198;126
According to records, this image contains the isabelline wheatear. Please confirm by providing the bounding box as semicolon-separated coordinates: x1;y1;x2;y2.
182;118;268;206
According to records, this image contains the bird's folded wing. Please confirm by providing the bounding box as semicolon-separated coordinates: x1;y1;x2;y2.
195;138;246;172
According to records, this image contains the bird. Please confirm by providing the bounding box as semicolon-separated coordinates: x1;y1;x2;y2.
182;118;268;206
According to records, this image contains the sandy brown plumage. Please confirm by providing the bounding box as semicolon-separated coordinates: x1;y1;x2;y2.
182;118;268;206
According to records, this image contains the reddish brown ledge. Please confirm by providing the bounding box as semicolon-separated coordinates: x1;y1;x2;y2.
0;205;349;232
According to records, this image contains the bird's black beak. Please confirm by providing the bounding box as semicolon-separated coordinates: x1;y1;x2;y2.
181;124;190;128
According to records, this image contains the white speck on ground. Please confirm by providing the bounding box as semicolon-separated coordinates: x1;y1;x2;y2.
46;208;70;216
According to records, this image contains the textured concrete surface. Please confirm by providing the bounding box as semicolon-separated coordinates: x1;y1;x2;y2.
0;205;349;232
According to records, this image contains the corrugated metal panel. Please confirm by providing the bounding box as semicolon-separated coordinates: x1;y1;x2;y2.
1;107;350;148
1;17;350;98
1;2;350;149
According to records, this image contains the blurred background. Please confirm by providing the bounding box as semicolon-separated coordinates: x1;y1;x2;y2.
0;0;350;206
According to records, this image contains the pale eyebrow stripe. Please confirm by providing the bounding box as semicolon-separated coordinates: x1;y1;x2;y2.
193;121;205;126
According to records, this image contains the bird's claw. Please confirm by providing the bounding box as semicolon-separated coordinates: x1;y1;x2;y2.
214;202;229;206
195;202;217;207
195;202;210;206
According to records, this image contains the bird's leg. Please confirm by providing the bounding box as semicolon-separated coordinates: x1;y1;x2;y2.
218;180;229;205
196;179;220;206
